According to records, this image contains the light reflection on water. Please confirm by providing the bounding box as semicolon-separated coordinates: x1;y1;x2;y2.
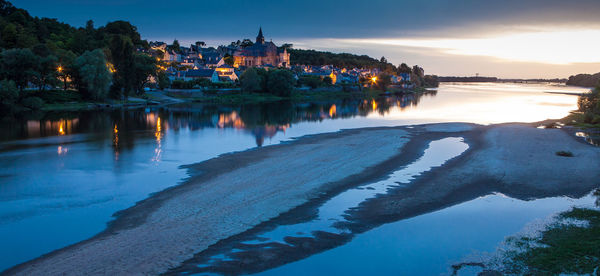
0;83;592;271
190;138;468;273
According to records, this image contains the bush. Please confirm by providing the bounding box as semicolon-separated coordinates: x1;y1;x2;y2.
299;75;322;89
240;68;262;93
267;69;296;96
21;96;44;110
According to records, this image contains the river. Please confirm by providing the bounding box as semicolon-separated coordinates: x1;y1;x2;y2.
0;82;594;273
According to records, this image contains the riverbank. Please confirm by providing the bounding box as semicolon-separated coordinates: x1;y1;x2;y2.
12;86;431;113
5;121;600;275
165;86;428;105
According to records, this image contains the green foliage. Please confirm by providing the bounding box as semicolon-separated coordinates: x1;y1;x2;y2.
289;49;396;72
566;72;600;87
299;75;322;89
423;75;439;88
0;48;39;90
132;53;157;95
75;49;111;100
398;63;412;74
240;68;262;93
0;79;18;112
20;96;44;110
376;73;392;90
26;89;81;103
267;69;295;96
157;71;169;90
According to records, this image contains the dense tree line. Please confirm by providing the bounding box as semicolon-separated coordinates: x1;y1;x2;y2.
566;72;600;87
0;0;157;115
288;49;397;72
437;76;498;82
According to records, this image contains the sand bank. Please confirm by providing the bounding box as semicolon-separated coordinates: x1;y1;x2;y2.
5;123;600;275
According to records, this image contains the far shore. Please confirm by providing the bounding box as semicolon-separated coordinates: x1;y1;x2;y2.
23;86;430;113
4;121;600;275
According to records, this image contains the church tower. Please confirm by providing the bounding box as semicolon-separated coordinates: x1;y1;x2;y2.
256;27;265;44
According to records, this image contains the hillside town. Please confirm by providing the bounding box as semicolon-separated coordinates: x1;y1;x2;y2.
144;28;414;89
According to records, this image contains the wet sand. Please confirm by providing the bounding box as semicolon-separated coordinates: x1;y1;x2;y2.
4;123;600;275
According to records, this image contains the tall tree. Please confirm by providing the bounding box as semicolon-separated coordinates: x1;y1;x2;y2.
132;53;157;95
0;48;39;91
240;68;262;93
75;49;111;100
108;35;135;98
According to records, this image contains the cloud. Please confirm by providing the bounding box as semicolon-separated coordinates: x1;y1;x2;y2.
316;28;600;65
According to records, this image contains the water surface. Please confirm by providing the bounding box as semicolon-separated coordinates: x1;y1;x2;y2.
0;82;592;271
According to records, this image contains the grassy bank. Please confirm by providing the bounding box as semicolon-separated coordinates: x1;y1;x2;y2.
496;190;600;274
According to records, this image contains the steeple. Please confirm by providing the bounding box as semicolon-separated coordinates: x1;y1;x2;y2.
256;27;265;44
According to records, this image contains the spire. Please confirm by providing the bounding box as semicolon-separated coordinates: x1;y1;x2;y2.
256;27;265;44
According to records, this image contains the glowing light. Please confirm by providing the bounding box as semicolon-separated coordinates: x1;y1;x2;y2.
58;121;65;135
329;104;337;117
155;117;162;142
371;100;378;111
334;28;600;64
113;124;118;134
57;66;63;73
371;76;377;83
106;63;116;73
57;146;68;155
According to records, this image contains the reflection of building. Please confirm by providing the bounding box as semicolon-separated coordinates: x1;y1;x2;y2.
233;28;290;68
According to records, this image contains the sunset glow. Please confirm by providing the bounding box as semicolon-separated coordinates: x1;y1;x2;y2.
338;29;600;65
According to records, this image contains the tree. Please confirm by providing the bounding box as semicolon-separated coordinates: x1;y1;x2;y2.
1;23;18;48
223;54;234;66
267;69;296;96
55;49;77;90
300;75;322;89
380;56;388;64
132;53;157;95
240;68;262;93
323;76;333;85
0;79;19;113
0;48;39;91
280;43;293;50
157;71;170;90
34;54;58;91
398;63;411;74
376;73;392;91
75;49;111;100
168;39;181;53
241;39;254;47
108;34;135;98
195;41;205;48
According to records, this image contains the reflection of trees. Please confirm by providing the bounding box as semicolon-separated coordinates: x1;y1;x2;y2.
2;91;437;148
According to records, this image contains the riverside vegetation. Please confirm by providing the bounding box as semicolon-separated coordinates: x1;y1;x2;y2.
0;0;437;116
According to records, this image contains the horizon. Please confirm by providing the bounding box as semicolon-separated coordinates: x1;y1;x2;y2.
15;0;600;79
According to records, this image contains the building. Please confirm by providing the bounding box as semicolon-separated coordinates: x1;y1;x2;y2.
233;28;290;68
183;69;220;83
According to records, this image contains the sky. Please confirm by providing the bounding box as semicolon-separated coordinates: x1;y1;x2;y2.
15;0;600;78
